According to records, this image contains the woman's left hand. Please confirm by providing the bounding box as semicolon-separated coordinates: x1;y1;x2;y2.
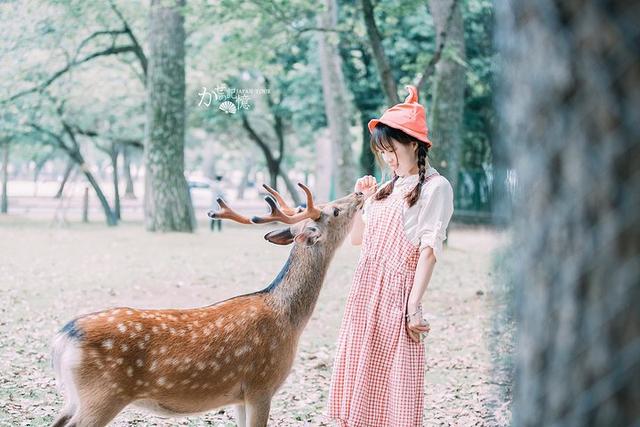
406;306;430;343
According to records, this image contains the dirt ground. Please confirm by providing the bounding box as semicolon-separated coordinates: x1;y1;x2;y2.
0;216;512;426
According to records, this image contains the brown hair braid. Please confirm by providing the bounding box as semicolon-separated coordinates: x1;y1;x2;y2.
370;123;430;208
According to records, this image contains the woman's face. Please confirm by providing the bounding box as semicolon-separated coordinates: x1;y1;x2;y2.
378;139;419;177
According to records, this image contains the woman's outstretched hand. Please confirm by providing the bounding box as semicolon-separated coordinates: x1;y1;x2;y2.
354;175;378;199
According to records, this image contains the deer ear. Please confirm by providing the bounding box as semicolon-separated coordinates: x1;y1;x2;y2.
294;225;321;246
264;227;295;245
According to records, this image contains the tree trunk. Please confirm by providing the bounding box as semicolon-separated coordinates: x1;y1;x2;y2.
1;141;8;214
359;114;376;175
110;144;121;220
144;0;194;232
236;156;251;200
55;160;74;199
66;150;118;227
360;0;400;106
428;0;465;191
317;0;356;198
278;168;302;207
123;144;136;199
496;1;640;425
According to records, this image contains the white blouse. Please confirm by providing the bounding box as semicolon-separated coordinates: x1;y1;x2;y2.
362;167;454;261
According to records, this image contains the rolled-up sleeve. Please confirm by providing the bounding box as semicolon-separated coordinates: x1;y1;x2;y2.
418;180;454;261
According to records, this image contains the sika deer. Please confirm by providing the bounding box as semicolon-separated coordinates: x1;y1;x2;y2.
50;183;365;427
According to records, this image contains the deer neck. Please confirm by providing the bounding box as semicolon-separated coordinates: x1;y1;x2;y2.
265;243;333;328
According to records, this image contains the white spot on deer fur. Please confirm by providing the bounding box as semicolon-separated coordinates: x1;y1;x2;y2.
150;361;158;372
215;319;224;328
111;383;118;389
112;309;120;315
136;359;143;367
178;329;186;336
107;316;115;322
224;356;231;364
156;377;166;386
169;327;176;335
116;358;123;365
235;346;251;357
102;339;114;350
160;346;168;354
190;383;199;389
134;323;143;332
126;310;133;315
98;312;106;317
190;372;198;378
253;336;261;345
181;379;191;385
168;315;177;321
210;361;220;370
161;323;167;330
138;342;146;350
152;326;159;333
194;320;200;327
184;357;192;364
196;362;206;370
144;334;150;341
120;344;128;352
117;324;127;333
126;366;133;377
181;314;188;320
136;379;144;386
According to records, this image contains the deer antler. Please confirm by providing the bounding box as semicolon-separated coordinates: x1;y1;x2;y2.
252;183;321;224
207;198;252;224
208;183;321;225
262;184;298;215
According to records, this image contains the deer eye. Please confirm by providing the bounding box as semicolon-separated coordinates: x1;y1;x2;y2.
333;207;341;217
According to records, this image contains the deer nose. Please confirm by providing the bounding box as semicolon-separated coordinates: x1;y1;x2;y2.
355;191;364;197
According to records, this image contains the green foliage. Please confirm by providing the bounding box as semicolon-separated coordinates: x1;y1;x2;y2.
2;0;495;190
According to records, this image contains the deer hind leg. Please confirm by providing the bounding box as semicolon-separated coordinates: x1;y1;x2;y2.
246;398;272;427
234;403;247;427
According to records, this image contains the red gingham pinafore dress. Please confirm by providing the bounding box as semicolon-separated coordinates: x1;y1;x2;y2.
327;173;439;427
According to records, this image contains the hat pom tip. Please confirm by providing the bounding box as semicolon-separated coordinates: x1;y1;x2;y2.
404;85;419;103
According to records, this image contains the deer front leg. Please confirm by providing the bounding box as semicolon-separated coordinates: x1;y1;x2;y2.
234;403;247;427
63;396;127;427
245;398;272;427
50;404;74;427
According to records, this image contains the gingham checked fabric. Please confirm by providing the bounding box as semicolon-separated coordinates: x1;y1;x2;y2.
326;173;440;427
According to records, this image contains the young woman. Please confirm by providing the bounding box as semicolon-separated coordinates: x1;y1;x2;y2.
327;86;454;426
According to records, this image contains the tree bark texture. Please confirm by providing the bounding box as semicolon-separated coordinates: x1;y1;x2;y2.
496;1;640;426
144;0;194;232
317;0;356;198
428;0;465;192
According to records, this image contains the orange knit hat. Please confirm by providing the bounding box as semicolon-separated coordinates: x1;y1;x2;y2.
367;85;432;148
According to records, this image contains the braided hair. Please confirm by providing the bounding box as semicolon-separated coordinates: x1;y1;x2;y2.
370;123;430;208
